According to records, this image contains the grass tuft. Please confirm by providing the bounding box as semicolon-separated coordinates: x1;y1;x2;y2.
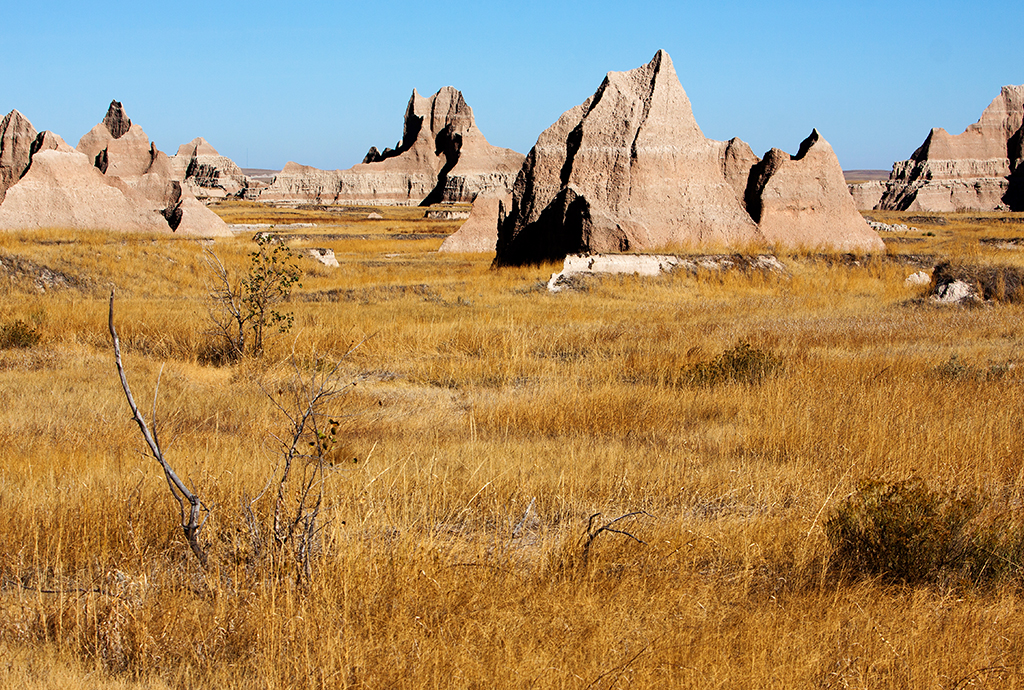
0;319;41;349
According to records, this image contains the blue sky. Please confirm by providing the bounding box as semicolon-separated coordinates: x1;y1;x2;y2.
3;0;1020;171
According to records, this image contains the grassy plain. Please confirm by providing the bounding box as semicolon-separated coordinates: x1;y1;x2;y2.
2;208;1024;688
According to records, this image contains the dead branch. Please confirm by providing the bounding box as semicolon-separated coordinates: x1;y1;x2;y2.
583;634;661;690
581;511;652;566
108;290;207;567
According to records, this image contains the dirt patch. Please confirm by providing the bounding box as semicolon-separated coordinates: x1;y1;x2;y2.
279;232;446;242
300;284;434;303
980;237;1024;249
0;252;90;292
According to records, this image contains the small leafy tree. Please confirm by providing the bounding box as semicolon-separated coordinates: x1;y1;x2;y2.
206;233;302;359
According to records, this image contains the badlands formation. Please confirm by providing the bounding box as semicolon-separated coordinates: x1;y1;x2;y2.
494;50;883;266
261;87;524;207
0;101;229;235
170;137;251;200
851;85;1024;211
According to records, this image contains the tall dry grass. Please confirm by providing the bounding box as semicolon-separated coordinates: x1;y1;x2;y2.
2;212;1024;687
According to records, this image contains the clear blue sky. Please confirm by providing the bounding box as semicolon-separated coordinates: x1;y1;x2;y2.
3;0;1021;171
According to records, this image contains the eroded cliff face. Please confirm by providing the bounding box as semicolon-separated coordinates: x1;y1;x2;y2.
260;86;523;206
495;50;882;266
873;86;1024;212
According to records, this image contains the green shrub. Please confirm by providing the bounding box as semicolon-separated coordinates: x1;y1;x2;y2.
826;478;1024;586
0;319;41;349
684;341;782;387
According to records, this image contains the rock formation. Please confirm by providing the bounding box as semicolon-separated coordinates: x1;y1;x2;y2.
750;130;880;251
77;100;158;178
847;180;885;210
169;137;249;200
862;86;1024;212
0;149;165;231
0;102;229;236
438;196;507;253
0;110;38;203
495;50;882;265
261;86;524;206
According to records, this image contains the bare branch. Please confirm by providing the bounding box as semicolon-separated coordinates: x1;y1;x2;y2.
581;511;653;566
109;290;207;567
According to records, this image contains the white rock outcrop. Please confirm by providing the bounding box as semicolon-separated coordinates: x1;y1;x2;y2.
546;252;789;292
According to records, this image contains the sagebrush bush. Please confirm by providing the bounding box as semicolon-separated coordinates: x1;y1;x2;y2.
0;319;41;349
684;341;782;387
826;478;1024;585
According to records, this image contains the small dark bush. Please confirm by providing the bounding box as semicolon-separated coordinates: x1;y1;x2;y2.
0;319;41;349
826;478;1024;586
684;341;782;387
934;354;1013;382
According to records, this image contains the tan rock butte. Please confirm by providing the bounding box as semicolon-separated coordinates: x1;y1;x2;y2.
495;50;882;265
862;85;1024;212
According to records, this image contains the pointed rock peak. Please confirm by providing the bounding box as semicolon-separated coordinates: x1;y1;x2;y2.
102;100;132;139
2;109;34;130
618;49;678;90
794;129;822;160
177;136;219;157
430;86;474;133
649;49;675;76
30;131;74;156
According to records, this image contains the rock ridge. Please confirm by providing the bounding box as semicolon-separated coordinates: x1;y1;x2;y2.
260;86;524;207
0;103;229;235
855;85;1024;212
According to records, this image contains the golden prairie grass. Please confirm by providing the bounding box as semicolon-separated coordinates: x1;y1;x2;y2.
2;211;1024;687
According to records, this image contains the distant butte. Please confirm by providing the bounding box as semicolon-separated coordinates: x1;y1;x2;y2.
0;101;229;235
261;86;524;208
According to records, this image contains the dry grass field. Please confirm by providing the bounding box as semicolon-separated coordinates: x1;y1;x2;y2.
2;207;1024;688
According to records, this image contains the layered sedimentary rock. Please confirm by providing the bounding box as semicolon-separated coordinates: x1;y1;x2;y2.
0;103;229;235
495;50;882;265
261;86;524;205
868;86;1024;211
169;137;249;200
0;110;38;203
848;180;885;210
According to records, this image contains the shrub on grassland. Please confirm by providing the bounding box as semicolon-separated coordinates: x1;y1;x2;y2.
0;319;41;349
826;478;1024;586
684;341;782;387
